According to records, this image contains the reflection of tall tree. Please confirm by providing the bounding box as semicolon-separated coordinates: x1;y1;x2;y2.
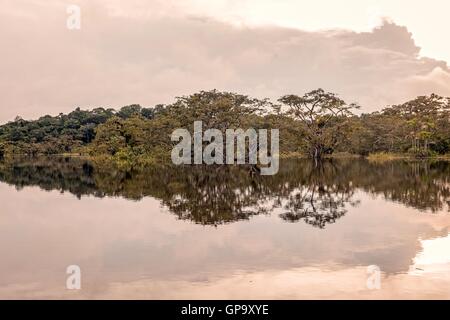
278;161;358;228
0;157;449;226
157;165;271;225
124;160;358;226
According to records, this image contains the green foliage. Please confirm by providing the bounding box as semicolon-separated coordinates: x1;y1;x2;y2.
0;104;153;157
1;90;449;163
346;94;450;157
278;89;360;158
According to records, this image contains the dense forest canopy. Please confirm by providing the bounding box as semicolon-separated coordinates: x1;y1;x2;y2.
1;90;449;163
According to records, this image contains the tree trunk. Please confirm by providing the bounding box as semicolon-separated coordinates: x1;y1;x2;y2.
312;145;323;160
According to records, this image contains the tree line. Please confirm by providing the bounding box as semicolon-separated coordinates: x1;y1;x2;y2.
1;89;449;163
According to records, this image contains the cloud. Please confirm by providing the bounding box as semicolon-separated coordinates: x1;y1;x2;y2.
0;1;450;122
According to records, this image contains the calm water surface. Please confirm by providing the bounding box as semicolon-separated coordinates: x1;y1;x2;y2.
0;158;449;299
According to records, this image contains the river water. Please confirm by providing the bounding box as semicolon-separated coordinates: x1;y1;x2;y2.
0;158;449;299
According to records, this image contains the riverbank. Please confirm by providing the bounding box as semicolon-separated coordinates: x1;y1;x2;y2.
281;151;450;161
366;152;450;162
3;150;450;167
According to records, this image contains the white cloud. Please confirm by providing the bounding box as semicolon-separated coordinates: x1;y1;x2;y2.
0;1;450;122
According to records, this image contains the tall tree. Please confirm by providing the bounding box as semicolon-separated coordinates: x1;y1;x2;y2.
279;89;359;159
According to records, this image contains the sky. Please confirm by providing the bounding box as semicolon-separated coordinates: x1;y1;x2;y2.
1;0;450;122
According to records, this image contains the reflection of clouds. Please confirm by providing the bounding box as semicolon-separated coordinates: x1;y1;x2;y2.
410;233;450;275
1;182;450;298
99;265;450;299
2;265;449;299
278;184;358;228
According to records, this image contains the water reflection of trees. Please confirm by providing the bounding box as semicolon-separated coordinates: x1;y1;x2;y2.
0;157;449;227
278;162;359;228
